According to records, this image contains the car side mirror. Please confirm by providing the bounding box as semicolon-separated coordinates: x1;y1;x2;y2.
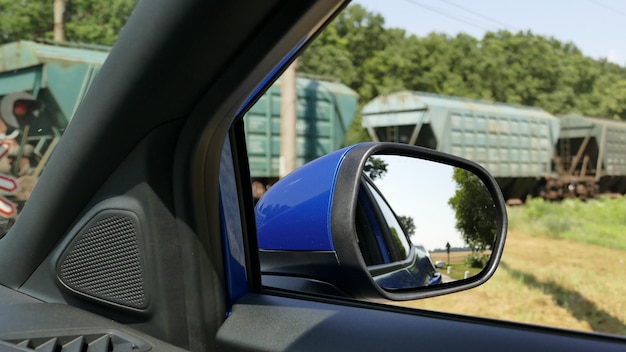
256;142;507;301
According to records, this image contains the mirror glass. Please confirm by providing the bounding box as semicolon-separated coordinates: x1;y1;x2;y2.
358;154;497;291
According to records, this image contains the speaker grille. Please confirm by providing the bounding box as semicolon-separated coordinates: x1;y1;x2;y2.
59;214;146;309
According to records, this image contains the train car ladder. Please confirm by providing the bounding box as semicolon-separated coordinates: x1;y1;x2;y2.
559;136;571;174
568;132;592;176
386;126;399;143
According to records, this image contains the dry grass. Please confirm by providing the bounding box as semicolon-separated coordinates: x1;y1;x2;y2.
430;251;469;264
430;251;483;279
402;229;626;336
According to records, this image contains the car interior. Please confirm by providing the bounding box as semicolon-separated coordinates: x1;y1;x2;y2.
0;0;624;351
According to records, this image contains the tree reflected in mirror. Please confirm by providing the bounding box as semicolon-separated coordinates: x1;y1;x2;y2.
448;168;497;268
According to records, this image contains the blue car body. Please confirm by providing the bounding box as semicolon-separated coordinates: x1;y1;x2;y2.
256;146;442;295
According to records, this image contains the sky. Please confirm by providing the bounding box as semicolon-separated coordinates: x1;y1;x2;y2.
355;0;626;66
370;156;468;251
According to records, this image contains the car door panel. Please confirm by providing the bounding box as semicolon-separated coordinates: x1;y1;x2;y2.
13;121;201;348
0;285;187;352
218;293;626;352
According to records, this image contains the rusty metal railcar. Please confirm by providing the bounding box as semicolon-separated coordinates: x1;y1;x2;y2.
0;41;108;150
362;91;560;201
0;41;108;222
556;115;626;197
0;41;359;217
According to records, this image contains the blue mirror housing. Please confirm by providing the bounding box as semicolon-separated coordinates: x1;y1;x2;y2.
256;142;508;301
256;146;356;251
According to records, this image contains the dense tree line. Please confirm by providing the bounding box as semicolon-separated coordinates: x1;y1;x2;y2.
298;5;626;144
2;2;625;140
0;0;137;46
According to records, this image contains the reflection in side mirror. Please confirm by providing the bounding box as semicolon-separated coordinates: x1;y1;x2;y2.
256;142;507;301
360;155;497;291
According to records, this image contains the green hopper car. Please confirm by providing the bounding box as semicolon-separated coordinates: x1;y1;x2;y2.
244;76;358;185
557;115;626;196
0;41;107;148
0;41;358;217
0;41;108;224
362;91;560;201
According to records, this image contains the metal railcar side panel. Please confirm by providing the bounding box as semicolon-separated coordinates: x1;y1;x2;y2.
362;91;560;200
244;76;358;179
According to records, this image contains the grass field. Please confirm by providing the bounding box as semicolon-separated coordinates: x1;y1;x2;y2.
509;197;626;250
399;202;626;337
430;251;483;280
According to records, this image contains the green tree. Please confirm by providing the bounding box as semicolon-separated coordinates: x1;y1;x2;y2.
588;73;626;120
397;215;415;236
359;28;409;101
345;112;371;145
0;0;52;43
478;31;600;114
0;0;137;45
298;19;356;88
448;168;496;251
301;5;626;121
65;0;137;45
299;4;388;92
300;4;394;143
305;3;626;130
363;156;388;180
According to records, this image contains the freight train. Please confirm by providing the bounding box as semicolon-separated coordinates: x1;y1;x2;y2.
362;91;626;202
0;40;108;229
244;75;358;191
0;40;358;221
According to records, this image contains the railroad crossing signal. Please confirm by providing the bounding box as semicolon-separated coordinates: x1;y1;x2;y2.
0;92;44;128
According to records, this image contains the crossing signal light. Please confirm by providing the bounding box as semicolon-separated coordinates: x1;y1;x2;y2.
0;92;44;129
13;100;30;117
13;99;42;120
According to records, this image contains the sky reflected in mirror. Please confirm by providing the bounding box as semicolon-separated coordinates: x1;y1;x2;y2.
369;155;462;251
